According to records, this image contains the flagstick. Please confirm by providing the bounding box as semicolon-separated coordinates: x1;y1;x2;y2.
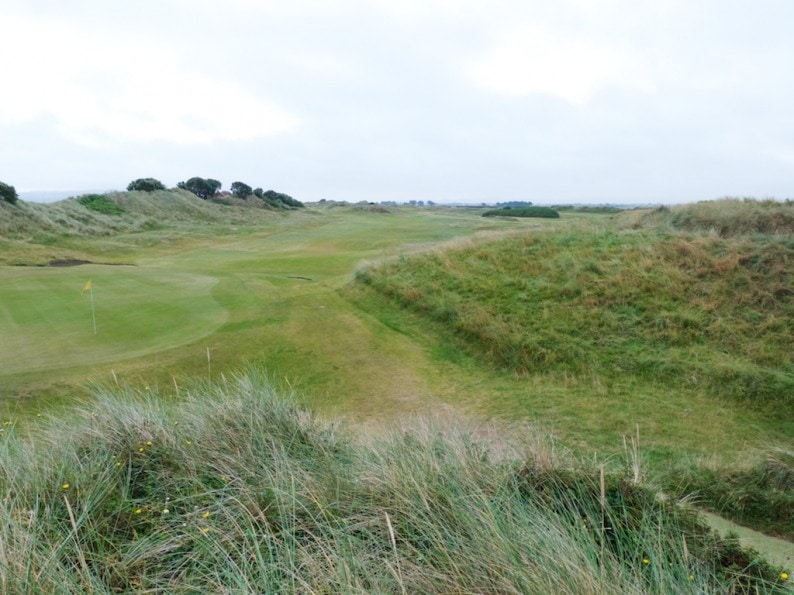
89;286;97;335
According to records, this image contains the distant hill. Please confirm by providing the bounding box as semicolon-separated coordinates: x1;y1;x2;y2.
0;189;288;240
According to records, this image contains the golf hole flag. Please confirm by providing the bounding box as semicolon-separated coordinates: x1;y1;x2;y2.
81;279;97;334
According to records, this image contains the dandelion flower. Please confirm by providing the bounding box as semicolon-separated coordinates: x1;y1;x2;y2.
138;447;144;452
135;508;142;514
185;440;192;446
62;483;70;490
36;413;42;417
782;572;789;581
201;527;210;533
202;512;210;518
116;462;122;467
642;558;650;565
146;441;152;446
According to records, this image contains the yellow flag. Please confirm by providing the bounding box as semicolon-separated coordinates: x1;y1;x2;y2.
81;279;92;295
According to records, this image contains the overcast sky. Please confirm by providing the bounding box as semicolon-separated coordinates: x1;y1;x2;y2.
2;0;793;204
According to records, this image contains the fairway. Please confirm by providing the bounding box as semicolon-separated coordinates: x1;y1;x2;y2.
1;205;791;467
0;207;516;409
0;265;225;375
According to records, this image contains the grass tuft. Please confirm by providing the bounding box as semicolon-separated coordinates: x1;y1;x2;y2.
0;368;788;592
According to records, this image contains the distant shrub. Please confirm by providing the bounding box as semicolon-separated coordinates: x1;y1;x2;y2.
483;206;559;218
554;205;624;214
230;181;253;199
177;177;222;200
258;189;304;209
77;193;124;215
127;178;166;192
0;180;18;204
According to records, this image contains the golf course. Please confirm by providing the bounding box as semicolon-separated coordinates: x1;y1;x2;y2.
0;191;791;592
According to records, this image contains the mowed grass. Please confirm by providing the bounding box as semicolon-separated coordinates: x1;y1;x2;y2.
0;266;225;375
0;206;514;413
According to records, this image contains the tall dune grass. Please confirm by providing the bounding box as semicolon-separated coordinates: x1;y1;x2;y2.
0;368;787;592
637;198;794;237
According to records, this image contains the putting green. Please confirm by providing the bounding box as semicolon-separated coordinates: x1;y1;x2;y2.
0;265;226;375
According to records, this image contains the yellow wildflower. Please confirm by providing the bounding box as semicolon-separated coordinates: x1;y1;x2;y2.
62;483;70;490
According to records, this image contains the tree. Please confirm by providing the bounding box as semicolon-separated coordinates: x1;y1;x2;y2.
0;181;18;205
253;188;264;199
177;177;222;200
127;178;166;192
230;181;253;199
259;190;304;208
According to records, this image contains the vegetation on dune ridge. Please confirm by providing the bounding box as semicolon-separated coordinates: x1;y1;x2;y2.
637;198;794;237
0;189;291;265
0;368;788;593
354;199;793;537
356;203;793;410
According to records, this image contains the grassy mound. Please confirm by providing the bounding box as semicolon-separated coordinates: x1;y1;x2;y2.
639;199;794;237
0;369;788;592
355;227;793;410
0;190;279;242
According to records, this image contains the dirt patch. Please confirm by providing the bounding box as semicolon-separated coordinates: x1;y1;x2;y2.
47;259;135;267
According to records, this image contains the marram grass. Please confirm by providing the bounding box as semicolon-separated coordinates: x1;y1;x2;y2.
0;368;789;593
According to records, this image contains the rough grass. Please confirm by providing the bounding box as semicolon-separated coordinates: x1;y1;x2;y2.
0;369;788;593
0;190;280;257
636;198;794;237
660;449;794;541
355;226;793;410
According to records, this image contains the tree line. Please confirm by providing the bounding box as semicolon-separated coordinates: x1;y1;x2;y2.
128;177;303;208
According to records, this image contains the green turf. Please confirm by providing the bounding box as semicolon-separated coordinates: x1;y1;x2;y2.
1;198;792;567
0;266;225;375
1;202;791;467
